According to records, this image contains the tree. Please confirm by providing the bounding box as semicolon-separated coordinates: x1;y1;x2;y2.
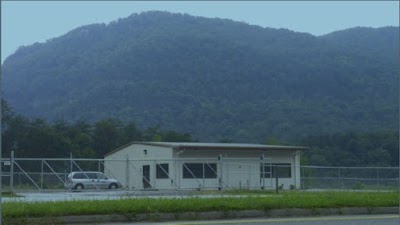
92;118;123;157
265;137;282;145
143;124;162;141
366;148;391;167
120;122;142;144
162;130;192;142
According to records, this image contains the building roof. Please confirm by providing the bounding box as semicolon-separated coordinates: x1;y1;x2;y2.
105;141;308;157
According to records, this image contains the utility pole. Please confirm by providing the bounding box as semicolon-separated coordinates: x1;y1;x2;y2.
0;1;3;223
397;23;400;221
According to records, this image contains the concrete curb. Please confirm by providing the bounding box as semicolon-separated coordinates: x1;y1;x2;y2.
7;207;399;224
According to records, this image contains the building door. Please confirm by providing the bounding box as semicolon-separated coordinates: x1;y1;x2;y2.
142;165;151;189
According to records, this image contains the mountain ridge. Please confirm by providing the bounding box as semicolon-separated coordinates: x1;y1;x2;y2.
2;11;399;142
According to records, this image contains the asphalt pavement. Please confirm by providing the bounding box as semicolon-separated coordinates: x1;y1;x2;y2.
83;215;400;225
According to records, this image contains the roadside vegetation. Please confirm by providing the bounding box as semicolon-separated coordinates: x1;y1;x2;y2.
2;191;20;197
3;191;398;219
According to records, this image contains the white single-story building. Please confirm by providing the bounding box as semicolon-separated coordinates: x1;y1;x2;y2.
104;142;307;190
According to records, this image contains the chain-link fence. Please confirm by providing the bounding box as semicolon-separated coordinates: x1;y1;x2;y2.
1;157;105;191
0;155;398;192
301;166;399;191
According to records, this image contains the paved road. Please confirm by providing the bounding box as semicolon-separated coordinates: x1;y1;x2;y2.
88;215;400;225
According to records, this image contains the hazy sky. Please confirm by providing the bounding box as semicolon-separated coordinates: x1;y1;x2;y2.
1;1;399;62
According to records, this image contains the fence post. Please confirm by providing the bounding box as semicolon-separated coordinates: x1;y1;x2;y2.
10;151;14;193
178;159;181;189
153;160;157;190
40;160;44;191
202;163;205;189
376;168;380;192
338;167;341;190
70;153;73;173
301;166;304;190
275;164;279;194
218;154;222;190
261;155;265;190
126;155;129;190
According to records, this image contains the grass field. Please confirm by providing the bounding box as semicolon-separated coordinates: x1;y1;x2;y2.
3;191;398;219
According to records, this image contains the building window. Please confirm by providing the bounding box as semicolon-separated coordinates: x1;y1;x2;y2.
183;163;202;178
260;163;291;178
183;163;217;179
156;163;169;179
204;163;217;178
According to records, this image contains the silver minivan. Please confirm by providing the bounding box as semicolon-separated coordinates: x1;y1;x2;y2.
66;171;122;190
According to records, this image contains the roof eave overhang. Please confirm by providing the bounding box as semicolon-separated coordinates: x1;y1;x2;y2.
175;146;309;151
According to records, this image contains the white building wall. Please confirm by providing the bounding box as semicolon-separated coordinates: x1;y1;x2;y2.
105;144;302;190
176;149;299;190
104;144;174;190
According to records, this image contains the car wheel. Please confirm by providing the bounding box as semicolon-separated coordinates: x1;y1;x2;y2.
109;183;118;189
75;184;84;190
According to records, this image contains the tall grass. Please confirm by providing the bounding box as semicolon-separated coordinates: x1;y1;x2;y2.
3;191;398;219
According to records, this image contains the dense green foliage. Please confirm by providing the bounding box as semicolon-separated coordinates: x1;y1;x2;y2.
301;130;399;166
1;101;194;158
2;11;398;142
1;100;397;166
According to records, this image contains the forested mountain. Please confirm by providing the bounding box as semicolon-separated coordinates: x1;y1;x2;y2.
2;11;399;142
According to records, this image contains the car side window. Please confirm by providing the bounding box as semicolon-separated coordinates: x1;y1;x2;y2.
97;173;107;179
73;173;85;179
86;173;97;179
